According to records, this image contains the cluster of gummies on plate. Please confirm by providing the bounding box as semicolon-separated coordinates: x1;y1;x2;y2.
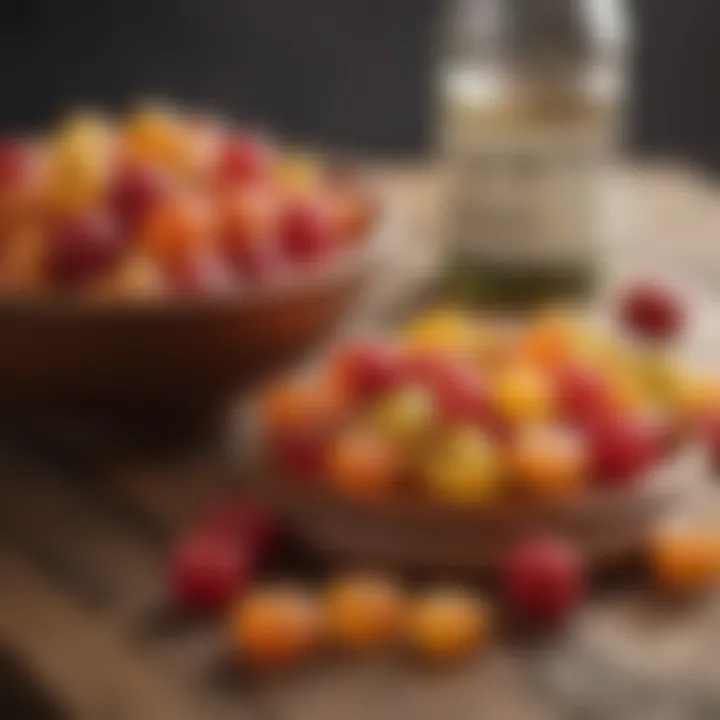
260;291;719;505
0;104;375;297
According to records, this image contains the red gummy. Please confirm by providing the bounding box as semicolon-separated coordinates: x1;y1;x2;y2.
169;532;252;613
279;199;334;263
554;363;613;421
403;352;509;437
47;210;124;286
619;282;685;341
270;425;329;479
198;499;279;557
0;140;33;189
586;412;659;486
402;352;459;386
217;135;269;186
333;341;406;400
109;162;167;231
502;535;585;625
425;358;491;425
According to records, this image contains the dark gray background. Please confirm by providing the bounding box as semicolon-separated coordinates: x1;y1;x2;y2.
0;0;443;155
629;0;720;171
0;0;718;167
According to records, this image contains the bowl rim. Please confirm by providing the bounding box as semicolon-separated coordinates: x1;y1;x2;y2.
0;204;392;320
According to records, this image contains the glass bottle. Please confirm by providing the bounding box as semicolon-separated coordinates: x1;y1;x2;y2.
439;0;623;308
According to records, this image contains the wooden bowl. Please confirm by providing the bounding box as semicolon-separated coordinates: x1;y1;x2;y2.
0;237;382;413
253;449;685;574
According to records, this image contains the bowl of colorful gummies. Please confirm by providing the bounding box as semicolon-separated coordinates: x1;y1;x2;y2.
255;286;720;572
0;104;379;408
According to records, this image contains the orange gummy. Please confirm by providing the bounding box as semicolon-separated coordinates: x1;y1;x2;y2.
520;316;574;369
324;573;406;649
124;106;188;170
259;380;346;434
140;195;214;258
231;586;322;668
649;528;720;595
327;430;402;499
494;364;555;424
217;186;278;249
405;589;490;662
512;426;586;497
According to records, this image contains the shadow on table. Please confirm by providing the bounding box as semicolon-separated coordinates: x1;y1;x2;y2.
0;646;68;719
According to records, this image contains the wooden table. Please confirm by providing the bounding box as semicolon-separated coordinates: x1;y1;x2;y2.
2;166;720;720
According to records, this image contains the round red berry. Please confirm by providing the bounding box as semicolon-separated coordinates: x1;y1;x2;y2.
109;162;167;231
0;140;33;189
554;363;613;421
502;535;585;625
270;425;329;478
333;342;406;400
619;282;685;341
586;412;659;486
169;532;252;613
279;199;334;263
217;135;269;185
427;360;491;425
47;210;124;286
198;500;280;558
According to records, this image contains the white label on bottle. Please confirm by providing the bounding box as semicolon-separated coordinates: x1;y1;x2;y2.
448;131;600;267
